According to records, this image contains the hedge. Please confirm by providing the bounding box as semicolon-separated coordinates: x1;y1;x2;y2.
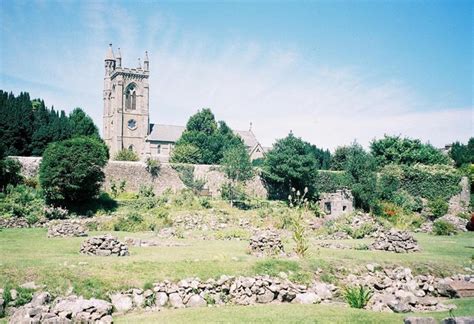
380;164;462;200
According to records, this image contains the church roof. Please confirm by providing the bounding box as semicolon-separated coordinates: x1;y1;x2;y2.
148;123;261;149
148;124;185;142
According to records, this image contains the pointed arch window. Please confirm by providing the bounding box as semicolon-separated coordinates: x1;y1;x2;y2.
125;83;137;110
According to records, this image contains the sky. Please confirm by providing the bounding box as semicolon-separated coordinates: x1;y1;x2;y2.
0;0;472;150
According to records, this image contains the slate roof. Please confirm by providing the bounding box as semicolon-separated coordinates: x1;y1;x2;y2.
148;123;261;149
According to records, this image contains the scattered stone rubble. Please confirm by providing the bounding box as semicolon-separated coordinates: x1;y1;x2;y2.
418;215;468;234
174;215;229;231
47;220;88;238
80;234;129;256
344;266;474;313
370;229;420;253
249;230;285;257
0;217;30;229
8;292;113;324
108;275;336;312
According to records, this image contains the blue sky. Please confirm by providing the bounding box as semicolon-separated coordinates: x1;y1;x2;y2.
0;0;472;149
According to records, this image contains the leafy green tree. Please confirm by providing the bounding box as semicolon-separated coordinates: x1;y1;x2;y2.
449;138;474;168
39;137;109;205
309;145;331;170
370;135;450;167
0;144;22;191
170;144;202;164
69;108;100;138
221;145;254;206
262;133;319;200
331;145;355;171
174;109;244;164
344;142;378;211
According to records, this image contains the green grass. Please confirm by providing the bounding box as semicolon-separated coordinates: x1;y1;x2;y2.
0;228;472;299
115;298;474;324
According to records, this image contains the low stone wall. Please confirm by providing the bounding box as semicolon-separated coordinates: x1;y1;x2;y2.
13;157;268;198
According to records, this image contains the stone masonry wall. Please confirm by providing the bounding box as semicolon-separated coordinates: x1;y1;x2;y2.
13;157;267;198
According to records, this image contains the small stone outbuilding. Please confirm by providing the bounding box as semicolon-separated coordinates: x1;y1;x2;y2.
319;189;354;218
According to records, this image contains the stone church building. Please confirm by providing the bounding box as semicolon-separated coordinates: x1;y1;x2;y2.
103;44;266;162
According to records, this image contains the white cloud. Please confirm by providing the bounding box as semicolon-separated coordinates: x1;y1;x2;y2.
1;4;471;151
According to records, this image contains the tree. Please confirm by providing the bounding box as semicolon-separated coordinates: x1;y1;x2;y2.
262;133;319;200
449;138;474;168
309;145;331;170
173;109;244;164
221;145;254;206
0;144;22;191
39;137;109;205
69;108;100;138
344;142;378;211
170;144;202;164
331;146;355;171
370;135;450;167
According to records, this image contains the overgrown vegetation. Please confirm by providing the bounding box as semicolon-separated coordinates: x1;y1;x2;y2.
343;285;373;309
171;164;206;192
221;145;254;207
114;149;139;161
433;220;457;236
39;136;109;206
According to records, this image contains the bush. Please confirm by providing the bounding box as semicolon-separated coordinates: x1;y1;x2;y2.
428;197;449;218
39;137;109;205
44;205;69;220
391;190;423;212
433;220;457;236
374;201;424;230
343;285;373;309
114;149;139;161
220;183;247;203
171;164;206;192
170;144;202;164
139;185;155;198
0;185;44;224
0;156;22;191
113;212;146;232
146;158;161;177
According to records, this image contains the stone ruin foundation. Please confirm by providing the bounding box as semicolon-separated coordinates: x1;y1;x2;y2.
80;234;129;257
319;189;354;218
249;230;284;257
370;229;420;253
48;220;88;238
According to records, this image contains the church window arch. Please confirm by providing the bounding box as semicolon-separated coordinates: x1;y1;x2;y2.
128;144;135;152
125;83;137;110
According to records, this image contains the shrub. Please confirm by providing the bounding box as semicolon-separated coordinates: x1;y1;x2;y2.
172;164;206;192
146;158;161;177
14;287;34;307
139;185;155;198
0;185;44;224
44;205;69;220
221;145;254;207
391;190;423;212
39;137;108;205
199;197;212;209
433;220;457;236
0;156;22;192
343;285;373;309
428;197;449;218
110;179;126;198
375;201;424;230
221;183;247;203
289;187;309;258
114;149;139;161
113;212;146;232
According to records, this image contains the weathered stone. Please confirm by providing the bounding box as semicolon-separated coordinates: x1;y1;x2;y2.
80;235;129;257
155;292;168;307
168;293;184;308
292;293;320;304
256;289;275;303
110;293;133;313
186;294;207;307
441;317;474;324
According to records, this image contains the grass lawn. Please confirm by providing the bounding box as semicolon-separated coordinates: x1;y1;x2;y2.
0;228;472;299
116;298;474;324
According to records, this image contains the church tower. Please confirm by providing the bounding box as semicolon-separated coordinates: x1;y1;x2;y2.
103;44;150;159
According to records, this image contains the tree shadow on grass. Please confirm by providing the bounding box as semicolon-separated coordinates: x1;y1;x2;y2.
66;192;118;217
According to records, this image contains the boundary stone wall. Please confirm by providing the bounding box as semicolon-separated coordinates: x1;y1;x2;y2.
12;157;267;198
